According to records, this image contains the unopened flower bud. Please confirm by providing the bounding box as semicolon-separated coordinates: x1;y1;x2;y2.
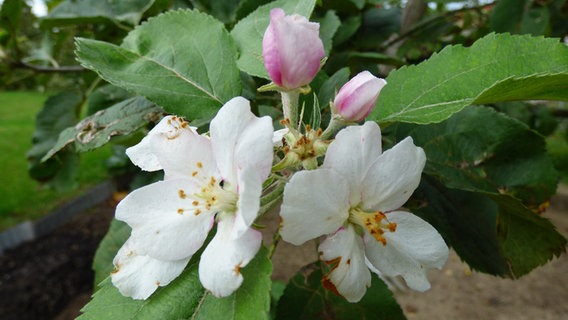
332;71;387;122
262;8;325;90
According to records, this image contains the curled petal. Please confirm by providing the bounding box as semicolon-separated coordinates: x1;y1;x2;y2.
361;136;426;212
199;217;262;297
148;128;215;181
126;116;199;174
111;238;190;300
116;179;215;261
319;225;371;303
364;211;448;292
280;169;350;245
323;122;382;205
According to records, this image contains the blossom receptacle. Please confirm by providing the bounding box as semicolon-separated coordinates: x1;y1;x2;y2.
262;8;325;90
332;71;387;122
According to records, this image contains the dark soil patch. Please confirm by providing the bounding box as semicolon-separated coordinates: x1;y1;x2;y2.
0;200;115;320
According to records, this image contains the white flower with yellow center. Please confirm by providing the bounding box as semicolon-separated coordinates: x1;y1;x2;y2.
111;97;274;299
280;121;448;302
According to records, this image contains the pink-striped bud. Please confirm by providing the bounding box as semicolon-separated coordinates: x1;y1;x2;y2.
262;8;325;90
333;71;387;121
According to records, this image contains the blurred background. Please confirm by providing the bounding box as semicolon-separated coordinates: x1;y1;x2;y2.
0;0;567;319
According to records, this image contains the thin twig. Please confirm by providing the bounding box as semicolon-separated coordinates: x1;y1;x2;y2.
379;2;495;51
11;61;86;73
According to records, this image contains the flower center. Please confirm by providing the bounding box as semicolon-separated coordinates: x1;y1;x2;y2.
177;162;238;216
348;207;397;246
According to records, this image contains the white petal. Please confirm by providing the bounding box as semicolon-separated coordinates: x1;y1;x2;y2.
364;211;448;292
199;217;262;297
323;122;382;205
116;179;215;261
125;135;162;172
232;110;274;237
280;169;350;245
272;128;289;147
111;238;190;300
361;137;426;212
232;166;263;239
318;225;371;303
149;128;216;181
211;97;273;185
126;116;200;174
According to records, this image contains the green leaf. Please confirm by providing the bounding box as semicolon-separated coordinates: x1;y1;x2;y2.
490;0;528;33
276;267;405;320
0;0;23;34
314;10;341;55
490;0;551;36
519;6;551;36
415;179;566;278
332;15;361;47
308;93;321;130
76;9;241;120
192;246;272;320
415;181;508;275
230;0;317;79
369;33;568;124
42;96;162;161
92;219;131;287
390;106;558;207
317;67;349;108
41;0;155;27
87;84;134;115
27;91;82;190
493;194;566;276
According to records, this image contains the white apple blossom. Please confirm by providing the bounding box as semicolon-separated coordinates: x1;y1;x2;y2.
280;121;448;302
111;97;274;299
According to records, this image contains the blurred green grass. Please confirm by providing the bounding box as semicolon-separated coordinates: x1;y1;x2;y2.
0;91;111;231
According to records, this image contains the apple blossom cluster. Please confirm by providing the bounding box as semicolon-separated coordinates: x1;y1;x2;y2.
110;8;449;303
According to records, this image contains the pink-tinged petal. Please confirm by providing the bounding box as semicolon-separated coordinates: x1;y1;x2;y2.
280;169;350;245
263;8;325;89
361;137;426;212
319;225;371;303
115;179;215;261
262;8;285;86
323;122;382;205
111;238;190;300
210;97;273;185
333;71;387;122
364;211;448;292
199;217;262;297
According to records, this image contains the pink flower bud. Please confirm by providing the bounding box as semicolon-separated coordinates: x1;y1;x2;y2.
333;71;387;121
262;8;325;90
